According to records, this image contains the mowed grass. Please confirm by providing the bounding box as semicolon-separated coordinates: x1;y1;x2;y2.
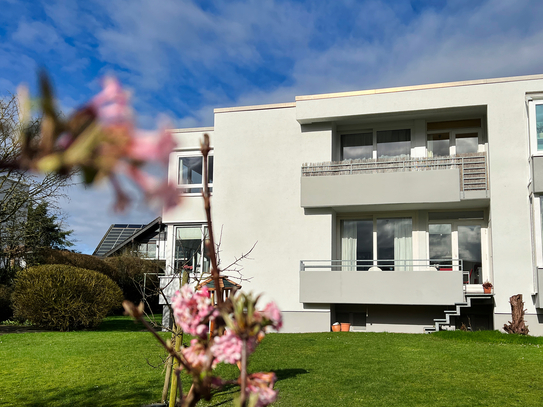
2;319;543;406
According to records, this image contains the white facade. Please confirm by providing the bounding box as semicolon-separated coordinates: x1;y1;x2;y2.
163;74;543;334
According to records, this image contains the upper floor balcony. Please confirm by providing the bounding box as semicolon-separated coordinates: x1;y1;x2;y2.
300;153;489;210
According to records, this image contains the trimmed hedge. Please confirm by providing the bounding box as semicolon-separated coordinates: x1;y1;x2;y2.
12;265;123;331
39;249;116;276
38;250;162;310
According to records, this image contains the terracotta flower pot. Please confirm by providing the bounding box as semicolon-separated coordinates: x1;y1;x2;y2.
332;324;341;332
484;287;492;294
340;323;351;332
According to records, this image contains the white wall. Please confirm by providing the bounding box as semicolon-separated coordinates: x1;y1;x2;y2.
212;106;333;315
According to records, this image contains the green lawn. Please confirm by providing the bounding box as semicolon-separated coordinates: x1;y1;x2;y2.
2;318;543;406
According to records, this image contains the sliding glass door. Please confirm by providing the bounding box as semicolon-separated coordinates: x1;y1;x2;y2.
341;218;413;271
428;222;482;283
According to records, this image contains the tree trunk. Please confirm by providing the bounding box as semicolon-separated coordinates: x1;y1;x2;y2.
503;294;529;335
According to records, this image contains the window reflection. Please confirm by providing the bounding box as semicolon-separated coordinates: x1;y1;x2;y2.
342;133;373;160
537;105;543;151
179;156;202;184
428;133;450;157
429;224;452;267
377;129;411;159
456;133;478;155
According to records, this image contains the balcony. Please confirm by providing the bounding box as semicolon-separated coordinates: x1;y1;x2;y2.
301;153;488;209
300;259;465;306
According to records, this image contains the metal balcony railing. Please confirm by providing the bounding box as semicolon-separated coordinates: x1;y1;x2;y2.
301;153;488;191
300;259;464;273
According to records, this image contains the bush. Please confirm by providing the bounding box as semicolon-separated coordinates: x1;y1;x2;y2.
0;284;14;321
39;249;115;276
39;250;162;311
104;255;164;312
12;265;123;331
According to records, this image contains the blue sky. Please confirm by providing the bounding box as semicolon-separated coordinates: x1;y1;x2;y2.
1;0;543;253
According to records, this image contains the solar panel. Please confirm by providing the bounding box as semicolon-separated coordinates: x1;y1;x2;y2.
93;224;145;256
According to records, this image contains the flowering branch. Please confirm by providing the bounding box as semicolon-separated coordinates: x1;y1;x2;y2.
201;133;223;306
7;72;283;407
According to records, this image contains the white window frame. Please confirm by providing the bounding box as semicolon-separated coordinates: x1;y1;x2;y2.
173;224;209;276
532;195;543;268
340;123;414;161
172;150;214;195
528;99;543;156
427;218;489;284
426;128;483;157
338;212;418;268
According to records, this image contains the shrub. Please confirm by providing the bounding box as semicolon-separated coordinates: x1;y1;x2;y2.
39;249;115;276
0;284;14;322
39;250;162;311
12;265;123;331
104;255;164;312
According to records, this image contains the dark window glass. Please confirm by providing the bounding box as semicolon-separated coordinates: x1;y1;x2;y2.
376;129;411;159
341;133;373;160
428;133;450;157
456;133;478;155
179;157;203;185
208;156;214;184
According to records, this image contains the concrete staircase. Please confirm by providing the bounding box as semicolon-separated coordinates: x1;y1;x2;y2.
424;294;491;333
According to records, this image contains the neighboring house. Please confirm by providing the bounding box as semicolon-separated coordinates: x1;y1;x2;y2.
93;217;167;260
162;74;543;335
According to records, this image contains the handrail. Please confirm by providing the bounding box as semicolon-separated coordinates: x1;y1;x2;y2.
300;259;463;272
301;153;487;191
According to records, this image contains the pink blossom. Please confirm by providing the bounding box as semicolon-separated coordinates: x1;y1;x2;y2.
172;285;217;337
262;302;283;330
182;339;216;370
210;330;256;365
125;166;180;211
245;372;278;407
130;127;176;165
91;77;131;124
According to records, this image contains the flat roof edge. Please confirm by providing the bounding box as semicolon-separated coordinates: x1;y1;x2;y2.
171;127;214;133
214;102;296;114
295;74;543;102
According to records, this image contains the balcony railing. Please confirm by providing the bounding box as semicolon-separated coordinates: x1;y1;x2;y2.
301;153;488;191
300;259;462;271
300;259;471;282
299;259;466;305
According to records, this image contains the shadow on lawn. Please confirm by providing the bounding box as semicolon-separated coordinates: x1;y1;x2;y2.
13;384;157;407
203;369;309;406
275;368;309;382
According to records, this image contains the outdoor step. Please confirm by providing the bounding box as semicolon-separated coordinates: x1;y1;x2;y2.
424;328;436;333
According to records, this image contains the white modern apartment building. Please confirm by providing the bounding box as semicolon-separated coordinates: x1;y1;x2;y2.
162;74;543;334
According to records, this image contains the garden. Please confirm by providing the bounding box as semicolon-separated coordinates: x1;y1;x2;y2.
2;320;543;406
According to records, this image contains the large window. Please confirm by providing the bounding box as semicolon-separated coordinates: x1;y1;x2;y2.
426;119;482;157
174;225;209;275
341;217;413;271
177;154;213;193
428;212;485;283
376;129;411;159
341;133;372;160
340;129;411;160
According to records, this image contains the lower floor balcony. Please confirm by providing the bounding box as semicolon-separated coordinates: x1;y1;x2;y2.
300;259;465;306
